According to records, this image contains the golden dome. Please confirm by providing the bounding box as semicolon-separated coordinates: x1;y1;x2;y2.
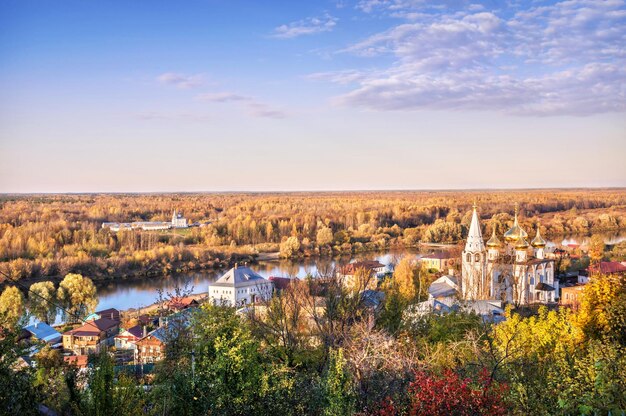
515;235;529;250
503;203;528;243
531;227;546;248
486;226;501;248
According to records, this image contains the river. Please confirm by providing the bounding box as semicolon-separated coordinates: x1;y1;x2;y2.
93;248;422;313
85;229;626;314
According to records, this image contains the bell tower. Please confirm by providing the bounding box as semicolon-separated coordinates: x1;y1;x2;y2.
461;203;487;300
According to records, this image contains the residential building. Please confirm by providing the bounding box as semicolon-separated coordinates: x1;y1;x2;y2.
560;284;586;308
167;296;199;311
337;260;385;291
208;265;273;307
407;298;505;323
421;252;456;272
428;275;459;303
461;203;558;305
85;307;121;323
135;310;193;364
62;318;119;355
64;355;89;369
586;261;626;276
22;322;62;345
114;325;145;350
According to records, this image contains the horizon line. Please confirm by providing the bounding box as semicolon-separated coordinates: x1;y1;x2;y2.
2;186;626;196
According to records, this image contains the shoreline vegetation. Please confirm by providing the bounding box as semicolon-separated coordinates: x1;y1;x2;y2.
1;190;625;287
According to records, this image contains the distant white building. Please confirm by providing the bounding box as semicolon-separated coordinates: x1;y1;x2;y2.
208;265;273;307
172;210;188;228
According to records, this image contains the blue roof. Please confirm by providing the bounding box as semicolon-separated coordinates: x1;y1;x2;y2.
149;309;195;343
24;322;62;344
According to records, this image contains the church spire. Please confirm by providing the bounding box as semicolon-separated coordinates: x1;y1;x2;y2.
465;203;485;252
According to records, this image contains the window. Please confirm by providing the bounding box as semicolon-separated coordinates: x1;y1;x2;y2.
475;253;480;262
466;253;471;262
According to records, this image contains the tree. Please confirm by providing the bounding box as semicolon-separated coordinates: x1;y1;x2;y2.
280;237;301;258
323;348;355;416
0;326;39;416
0;285;26;327
392;257;419;302
28;281;57;324
575;273;626;342
402;369;508;416
316;226;334;247
588;234;605;266
56;273;97;323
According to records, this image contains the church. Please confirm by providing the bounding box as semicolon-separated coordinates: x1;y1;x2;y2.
461;204;558;305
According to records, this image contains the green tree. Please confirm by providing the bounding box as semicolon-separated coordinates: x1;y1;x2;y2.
0;285;26;327
323;348;355;416
28;281;57;324
0;326;39;416
56;273;97;323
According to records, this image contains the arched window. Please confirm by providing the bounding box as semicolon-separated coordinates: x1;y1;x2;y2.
466;253;471;262
475;253;480;262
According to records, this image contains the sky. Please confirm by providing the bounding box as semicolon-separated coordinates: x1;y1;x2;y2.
0;0;625;193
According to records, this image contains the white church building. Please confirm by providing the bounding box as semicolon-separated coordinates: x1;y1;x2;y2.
461;204;558;305
171;210;188;228
208;265;273;307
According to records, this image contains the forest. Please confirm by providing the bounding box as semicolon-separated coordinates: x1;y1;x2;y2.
1;189;625;283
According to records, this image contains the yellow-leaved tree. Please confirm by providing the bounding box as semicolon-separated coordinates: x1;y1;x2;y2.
574;273;626;342
28;281;57;324
56;273;97;323
0;285;26;327
393;256;420;302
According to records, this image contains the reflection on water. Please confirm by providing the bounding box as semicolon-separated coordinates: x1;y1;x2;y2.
94;247;423;312
89;230;626;313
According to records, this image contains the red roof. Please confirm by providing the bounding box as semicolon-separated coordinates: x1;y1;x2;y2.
65;318;118;337
589;261;626;274
422;252;454;260
269;276;294;290
340;261;384;275
64;355;88;368
167;296;199;310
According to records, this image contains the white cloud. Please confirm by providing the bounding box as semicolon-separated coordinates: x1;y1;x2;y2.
196;91;287;118
156;72;204;89
272;14;338;38
319;0;626;116
134;112;211;122
196;92;252;102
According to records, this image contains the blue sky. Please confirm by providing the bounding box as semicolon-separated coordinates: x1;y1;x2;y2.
1;0;625;192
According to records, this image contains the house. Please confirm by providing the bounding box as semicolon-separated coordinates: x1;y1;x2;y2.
135;310;193;364
421;252;456;272
428;275;459;303
407;298;505;323
167;296;199;311
62;318;119;355
587;261;626;276
269;276;295;292
85;308;121;323
64;355;89;369
337;260;385;291
208;265;273;307
114;325;145;350
560;284;586;308
22;322;62;345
